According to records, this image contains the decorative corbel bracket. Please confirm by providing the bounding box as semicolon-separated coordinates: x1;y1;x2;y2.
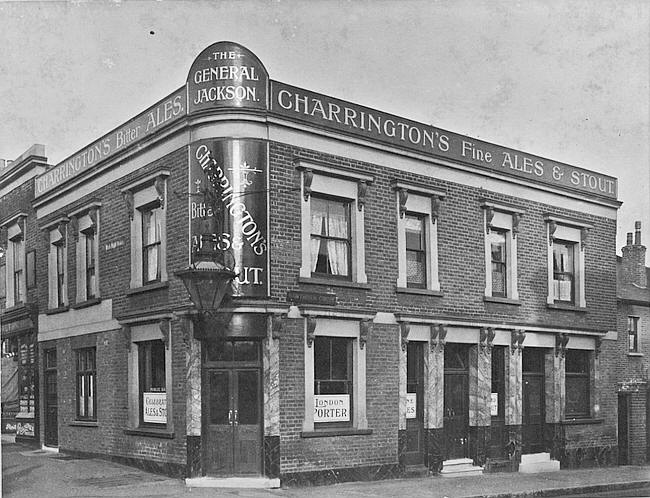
485;206;494;234
302;168;313;202
159;318;171;350
512;212;523;239
429;324;439;352
359;319;372;350
480;327;495;352
179;317;193;346
306;316;317;347
400;322;410;352
397;188;409;219
595;336;602;359
580;227;590;250
548;220;557;246
16;215;25;234
88;206;98;227
511;329;526;355
123;190;135;220
555;333;569;358
154;175;166;208
271;313;286;341
431;195;442;225
357;180;368;212
437;324;447;351
122;325;132;352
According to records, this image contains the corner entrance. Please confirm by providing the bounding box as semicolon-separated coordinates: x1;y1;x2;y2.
444;343;469;460
405;342;425;465
202;339;262;476
522;348;545;454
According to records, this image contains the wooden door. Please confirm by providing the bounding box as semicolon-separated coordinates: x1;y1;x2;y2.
203;368;262;476
405;342;425;466
44;349;58;447
444;344;469;460
522;348;545;454
489;346;506;459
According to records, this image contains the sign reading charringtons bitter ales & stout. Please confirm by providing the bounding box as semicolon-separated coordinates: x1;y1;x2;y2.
189;139;269;297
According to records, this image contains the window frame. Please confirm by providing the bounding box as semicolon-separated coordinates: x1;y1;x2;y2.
140;202;163;285
46;221;68;310
75;347;97;422
553;240;576;304
297;162;372;285
138;339;167;427
302;317;368;434
628;316;639;354
490;229;508;298
310;195;352;280
565;349;591;419
313;336;354;428
405;212;427;289
3;215;27;308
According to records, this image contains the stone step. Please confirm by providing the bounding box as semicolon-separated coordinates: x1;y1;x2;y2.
484;458;515;473
440;458;483;477
520;452;552;464
185;477;280;488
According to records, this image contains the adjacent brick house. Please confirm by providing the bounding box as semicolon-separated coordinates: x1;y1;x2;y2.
1;41;625;485
615;222;650;465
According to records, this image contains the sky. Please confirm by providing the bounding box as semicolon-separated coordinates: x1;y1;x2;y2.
1;0;648;258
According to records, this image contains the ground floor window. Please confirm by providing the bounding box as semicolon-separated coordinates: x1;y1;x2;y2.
314;336;353;425
138;340;166;425
565;349;590;418
76;348;96;421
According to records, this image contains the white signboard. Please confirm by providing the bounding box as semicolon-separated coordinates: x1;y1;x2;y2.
143;392;167;424
314;394;350;423
406;393;417;419
490;393;499;416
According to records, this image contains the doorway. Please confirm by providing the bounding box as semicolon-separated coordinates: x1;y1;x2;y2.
522;348;545;454
489;346;506;459
202;340;262;476
44;349;58;447
444;343;469;460
405;342;425;466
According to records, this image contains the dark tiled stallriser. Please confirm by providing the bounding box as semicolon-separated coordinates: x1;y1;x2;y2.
281;464;401;487
62;448;186;478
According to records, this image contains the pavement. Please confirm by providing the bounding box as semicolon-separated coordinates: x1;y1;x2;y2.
2;434;650;497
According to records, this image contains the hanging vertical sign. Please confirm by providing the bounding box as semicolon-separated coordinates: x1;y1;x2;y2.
189;139;269;297
187;41;268;114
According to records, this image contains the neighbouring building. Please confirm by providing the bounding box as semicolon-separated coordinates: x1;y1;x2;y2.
0;145;48;442
615;221;650;465
1;42;624;485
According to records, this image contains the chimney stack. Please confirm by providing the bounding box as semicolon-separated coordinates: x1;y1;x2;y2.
621;221;647;288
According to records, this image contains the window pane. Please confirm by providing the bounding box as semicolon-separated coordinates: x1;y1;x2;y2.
146;245;159;281
151;341;166;390
234;341;259;362
237;370;259;425
314;337;330;381
209;371;230;425
566;376;589;416
405;215;424;251
566;350;589;374
407;251;426;286
330;339;349;380
310;197;351;277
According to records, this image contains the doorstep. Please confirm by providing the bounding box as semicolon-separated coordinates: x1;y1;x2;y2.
185;476;281;488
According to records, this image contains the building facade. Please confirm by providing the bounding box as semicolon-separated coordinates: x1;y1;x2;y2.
615;222;649;465
2;42;623;484
0;145;48;442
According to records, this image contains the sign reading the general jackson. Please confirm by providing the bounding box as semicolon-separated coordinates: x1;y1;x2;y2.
187;41;268;114
270;81;617;200
189;139;269;297
34;87;186;198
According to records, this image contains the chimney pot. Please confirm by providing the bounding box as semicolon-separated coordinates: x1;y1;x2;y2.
627;232;633;246
635;221;642;245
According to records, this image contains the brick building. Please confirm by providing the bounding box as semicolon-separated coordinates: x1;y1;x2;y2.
0;145;48;442
1;41;623;485
615;222;650;465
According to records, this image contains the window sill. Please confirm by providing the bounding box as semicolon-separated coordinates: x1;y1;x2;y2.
547;303;587;312
45;305;69;315
483;296;522;306
299;277;371;290
396;287;443;297
126;281;169;296
70;421;98;427
124;428;174;439
301;428;373;438
628;352;644;357
561;417;603;426
70;298;102;310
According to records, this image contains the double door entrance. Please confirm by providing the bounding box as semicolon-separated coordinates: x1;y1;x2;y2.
202;340;262;476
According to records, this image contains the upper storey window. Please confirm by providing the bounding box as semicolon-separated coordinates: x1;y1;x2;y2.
296;160;372;286
3;216;27;308
70;205;101;303
311;196;351;278
553;241;575;303
46;221;68;309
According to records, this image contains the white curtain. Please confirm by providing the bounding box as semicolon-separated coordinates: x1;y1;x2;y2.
310;205;326;272
327;205;348;276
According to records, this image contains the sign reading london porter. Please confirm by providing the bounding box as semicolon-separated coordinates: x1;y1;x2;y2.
189;139;268;297
314;395;350;423
187;41;268;114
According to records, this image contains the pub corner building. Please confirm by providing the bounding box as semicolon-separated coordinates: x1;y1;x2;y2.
0;42;623;485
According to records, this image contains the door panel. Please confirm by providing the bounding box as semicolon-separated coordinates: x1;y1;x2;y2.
444;372;469;459
44;370;58;447
234;369;261;474
522;349;545;454
405;342;424;466
204;370;233;475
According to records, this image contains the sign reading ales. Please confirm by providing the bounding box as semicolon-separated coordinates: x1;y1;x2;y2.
188;41;268;113
190;139;268;297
